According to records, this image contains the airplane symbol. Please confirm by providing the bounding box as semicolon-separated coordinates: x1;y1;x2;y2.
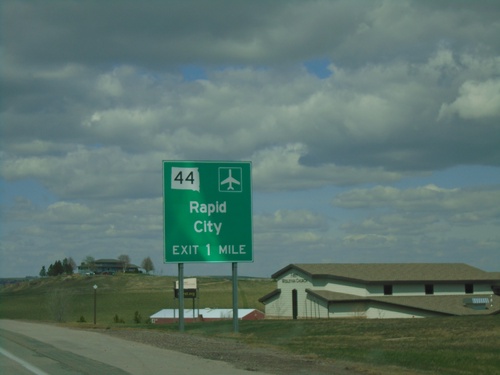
221;169;241;191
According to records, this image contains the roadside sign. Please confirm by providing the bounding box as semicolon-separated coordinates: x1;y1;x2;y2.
174;278;197;298
175;278;197;290
163;161;253;263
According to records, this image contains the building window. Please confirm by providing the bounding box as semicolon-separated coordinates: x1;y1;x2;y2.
425;284;434;295
384;284;393;295
465;284;474;294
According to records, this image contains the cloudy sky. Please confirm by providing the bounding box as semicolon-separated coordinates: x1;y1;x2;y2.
1;0;500;278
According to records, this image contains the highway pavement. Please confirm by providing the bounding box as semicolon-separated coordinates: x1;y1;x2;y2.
0;320;271;375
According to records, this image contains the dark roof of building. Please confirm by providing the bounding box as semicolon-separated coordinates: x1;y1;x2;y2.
95;259;139;267
306;289;500;316
258;289;281;303
95;259;122;264
272;263;500;284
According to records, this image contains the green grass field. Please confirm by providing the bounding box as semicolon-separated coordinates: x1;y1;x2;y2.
1;274;499;374
0;273;274;323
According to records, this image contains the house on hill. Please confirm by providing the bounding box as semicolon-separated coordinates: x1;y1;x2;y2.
259;263;500;319
78;258;140;274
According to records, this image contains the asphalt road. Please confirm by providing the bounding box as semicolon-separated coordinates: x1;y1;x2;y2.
0;320;271;375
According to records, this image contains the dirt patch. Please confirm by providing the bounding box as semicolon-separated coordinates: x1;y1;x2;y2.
100;328;365;375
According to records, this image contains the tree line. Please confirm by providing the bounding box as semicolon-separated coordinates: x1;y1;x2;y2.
39;257;76;277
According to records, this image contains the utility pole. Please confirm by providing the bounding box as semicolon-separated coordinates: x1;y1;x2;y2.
93;284;98;324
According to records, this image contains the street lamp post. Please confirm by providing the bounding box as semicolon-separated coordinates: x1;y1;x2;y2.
93;284;98;324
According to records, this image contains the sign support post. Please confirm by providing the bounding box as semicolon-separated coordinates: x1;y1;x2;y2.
232;262;239;333
178;263;184;332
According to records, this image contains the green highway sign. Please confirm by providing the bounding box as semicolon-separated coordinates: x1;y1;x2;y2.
163;161;253;263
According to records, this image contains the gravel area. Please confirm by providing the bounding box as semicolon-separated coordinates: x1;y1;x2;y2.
100;328;365;375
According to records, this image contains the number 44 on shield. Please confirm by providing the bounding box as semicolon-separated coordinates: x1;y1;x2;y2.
171;167;200;192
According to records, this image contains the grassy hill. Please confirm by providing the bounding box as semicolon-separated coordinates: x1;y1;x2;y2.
2;273;500;374
0;273;275;323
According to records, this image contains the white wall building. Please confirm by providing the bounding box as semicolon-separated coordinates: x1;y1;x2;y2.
259;263;500;319
150;308;264;324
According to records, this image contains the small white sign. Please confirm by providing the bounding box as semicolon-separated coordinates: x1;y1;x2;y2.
171;167;200;192
175;277;197;289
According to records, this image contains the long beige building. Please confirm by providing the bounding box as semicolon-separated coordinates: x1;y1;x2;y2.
259;263;500;319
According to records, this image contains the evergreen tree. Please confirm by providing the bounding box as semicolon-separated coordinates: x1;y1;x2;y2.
54;260;64;275
39;266;47;277
47;260;65;276
63;258;74;275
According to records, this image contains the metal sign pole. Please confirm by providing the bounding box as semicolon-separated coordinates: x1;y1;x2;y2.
179;263;185;332
173;281;176;320
232;262;239;333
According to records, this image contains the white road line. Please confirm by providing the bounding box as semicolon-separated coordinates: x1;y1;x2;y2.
0;347;50;375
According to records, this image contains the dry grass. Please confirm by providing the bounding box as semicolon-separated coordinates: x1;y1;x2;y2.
133;316;499;374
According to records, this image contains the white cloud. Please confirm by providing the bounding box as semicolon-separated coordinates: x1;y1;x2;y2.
438;78;500;120
3;48;500;174
1;1;500;277
46;201;93;223
343;233;397;247
333;184;500;216
252;144;402;191
333;184;500;259
0;196;164;275
255;209;328;232
1;147;174;199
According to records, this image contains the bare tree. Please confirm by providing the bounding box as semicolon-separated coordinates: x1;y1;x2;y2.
141;256;155;274
82;256;96;272
118;254;131;272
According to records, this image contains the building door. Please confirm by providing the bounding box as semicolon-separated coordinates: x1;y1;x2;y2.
292;289;298;319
